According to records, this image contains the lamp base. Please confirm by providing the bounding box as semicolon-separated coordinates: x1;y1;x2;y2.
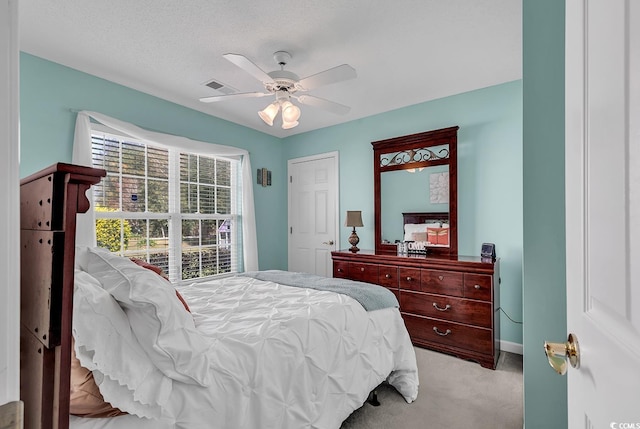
348;228;360;252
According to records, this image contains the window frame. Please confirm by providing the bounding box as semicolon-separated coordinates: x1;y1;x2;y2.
90;123;242;283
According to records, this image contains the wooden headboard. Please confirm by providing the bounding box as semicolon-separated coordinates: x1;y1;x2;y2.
20;163;105;429
402;212;449;226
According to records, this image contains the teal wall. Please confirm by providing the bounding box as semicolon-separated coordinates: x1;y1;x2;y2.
522;0;567;428
283;80;524;346
19;53;288;272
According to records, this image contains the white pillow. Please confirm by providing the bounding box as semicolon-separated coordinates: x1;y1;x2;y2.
403;222;441;242
85;247;212;387
73;270;172;418
75;246;90;271
424;222;442;228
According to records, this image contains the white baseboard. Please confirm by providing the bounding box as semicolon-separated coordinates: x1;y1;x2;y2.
500;340;523;355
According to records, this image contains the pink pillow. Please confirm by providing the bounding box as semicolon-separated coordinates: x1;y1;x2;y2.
427;227;450;245
427;227;438;244
437;228;450;246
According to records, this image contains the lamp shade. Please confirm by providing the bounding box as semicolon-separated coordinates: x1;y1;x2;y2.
281;120;299;130
258;103;279;126
344;210;363;227
281;101;301;122
281;101;301;129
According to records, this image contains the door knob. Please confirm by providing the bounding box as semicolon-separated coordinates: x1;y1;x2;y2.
543;333;580;375
322;240;334;245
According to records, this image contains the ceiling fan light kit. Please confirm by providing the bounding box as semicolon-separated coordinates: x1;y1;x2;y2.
200;50;357;130
281;119;299;130
280;100;301;128
258;90;302;129
281;101;300;122
258;102;279;126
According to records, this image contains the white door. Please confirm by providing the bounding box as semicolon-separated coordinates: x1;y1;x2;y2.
564;0;640;427
288;152;339;276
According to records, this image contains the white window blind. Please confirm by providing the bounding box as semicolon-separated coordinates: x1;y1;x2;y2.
90;127;241;282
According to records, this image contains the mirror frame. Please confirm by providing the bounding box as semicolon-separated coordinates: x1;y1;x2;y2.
372;126;459;256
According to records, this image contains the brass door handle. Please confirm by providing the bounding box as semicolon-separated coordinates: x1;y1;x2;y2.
322;240;335;245
543;333;580;375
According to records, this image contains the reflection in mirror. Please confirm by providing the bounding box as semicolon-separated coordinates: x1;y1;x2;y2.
380;165;449;244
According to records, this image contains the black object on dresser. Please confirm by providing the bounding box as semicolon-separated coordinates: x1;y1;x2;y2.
332;250;500;369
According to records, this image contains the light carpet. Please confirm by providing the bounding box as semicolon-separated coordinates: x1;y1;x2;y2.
341;347;523;429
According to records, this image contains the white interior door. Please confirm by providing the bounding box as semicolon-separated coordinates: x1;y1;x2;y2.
565;0;640;426
288;152;339;276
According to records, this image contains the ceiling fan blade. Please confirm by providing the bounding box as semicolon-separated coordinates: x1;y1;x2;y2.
296;95;351;115
200;91;271;103
296;64;357;91
223;53;275;84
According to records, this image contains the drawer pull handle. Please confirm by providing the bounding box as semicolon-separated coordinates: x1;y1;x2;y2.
438;275;444;281
432;303;451;312
433;327;452;336
474;284;481;290
337;268;343;272
360;267;365;272
406;276;413;281
385;274;391;279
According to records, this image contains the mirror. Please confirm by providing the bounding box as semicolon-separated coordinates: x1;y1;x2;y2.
372;126;458;256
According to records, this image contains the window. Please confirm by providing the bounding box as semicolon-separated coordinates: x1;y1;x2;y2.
90;126;242;282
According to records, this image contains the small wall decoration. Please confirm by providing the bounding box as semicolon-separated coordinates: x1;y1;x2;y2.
257;168;272;187
429;172;449;204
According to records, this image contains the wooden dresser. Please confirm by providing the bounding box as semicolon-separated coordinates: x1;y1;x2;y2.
332;249;500;369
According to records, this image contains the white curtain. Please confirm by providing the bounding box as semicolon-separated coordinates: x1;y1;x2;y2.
72;111;259;271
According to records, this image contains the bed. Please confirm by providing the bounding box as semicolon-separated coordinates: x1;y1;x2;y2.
20;163;419;429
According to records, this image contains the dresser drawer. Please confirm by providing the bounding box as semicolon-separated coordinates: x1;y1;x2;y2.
402;313;493;355
399;267;421;290
400;291;492;328
464;273;493;301
420;269;463;297
333;261;349;278
379;265;399;288
348;262;378;283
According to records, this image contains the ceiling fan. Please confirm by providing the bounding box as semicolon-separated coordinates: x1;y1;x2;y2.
200;51;357;129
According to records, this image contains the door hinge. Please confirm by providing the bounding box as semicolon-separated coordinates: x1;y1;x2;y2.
289;175;292;183
290;227;293;234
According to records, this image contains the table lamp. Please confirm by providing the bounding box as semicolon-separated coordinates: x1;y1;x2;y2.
345;211;364;252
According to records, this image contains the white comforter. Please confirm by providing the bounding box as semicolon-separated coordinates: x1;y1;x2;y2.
72;275;419;429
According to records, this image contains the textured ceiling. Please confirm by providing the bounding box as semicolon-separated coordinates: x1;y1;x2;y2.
19;0;522;138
